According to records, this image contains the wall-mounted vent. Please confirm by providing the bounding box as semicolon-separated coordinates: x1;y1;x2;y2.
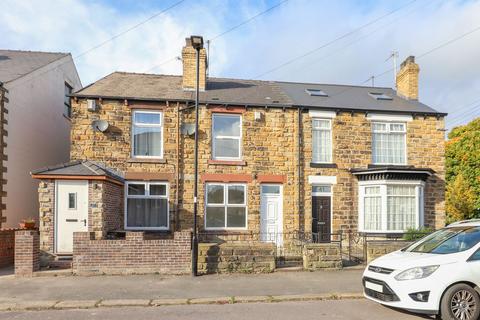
305;88;328;97
369;92;393;101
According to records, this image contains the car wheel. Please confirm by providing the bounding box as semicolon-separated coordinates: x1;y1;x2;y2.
441;284;480;320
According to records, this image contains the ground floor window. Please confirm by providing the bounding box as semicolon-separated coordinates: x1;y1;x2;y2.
125;181;169;230
205;183;247;230
359;182;423;233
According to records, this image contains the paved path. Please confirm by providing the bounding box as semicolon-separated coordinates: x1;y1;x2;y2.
0;269;363;302
0;300;430;320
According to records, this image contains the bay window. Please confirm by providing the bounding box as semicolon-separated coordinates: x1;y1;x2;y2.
372;122;406;164
125;181;169;230
359;182;423;233
132;110;163;158
212;114;242;160
205;183;247;229
312;118;332;163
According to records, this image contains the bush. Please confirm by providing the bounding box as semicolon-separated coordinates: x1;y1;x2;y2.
403;227;434;241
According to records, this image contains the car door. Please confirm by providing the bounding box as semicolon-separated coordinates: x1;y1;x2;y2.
466;245;480;285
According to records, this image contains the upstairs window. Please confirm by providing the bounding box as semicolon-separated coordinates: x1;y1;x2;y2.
212;114;242;160
132;111;163;158
312;119;332;163
205;183;247;229
64;83;72;118
372;122;406;165
126;181;169;230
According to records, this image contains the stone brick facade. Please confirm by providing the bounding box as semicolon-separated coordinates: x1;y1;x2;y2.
67;97;446;241
72;231;191;275
0;229;15;267
15;230;39;277
198;242;276;274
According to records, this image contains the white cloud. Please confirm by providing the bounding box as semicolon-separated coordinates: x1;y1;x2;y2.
1;0;480;129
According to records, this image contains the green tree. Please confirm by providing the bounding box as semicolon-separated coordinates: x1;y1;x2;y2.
445;118;480;222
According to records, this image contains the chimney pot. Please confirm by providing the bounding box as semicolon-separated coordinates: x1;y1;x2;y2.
396;55;419;100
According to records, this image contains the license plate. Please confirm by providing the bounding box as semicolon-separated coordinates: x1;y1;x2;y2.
365;281;383;293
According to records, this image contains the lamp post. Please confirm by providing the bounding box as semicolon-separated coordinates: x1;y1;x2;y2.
190;35;203;277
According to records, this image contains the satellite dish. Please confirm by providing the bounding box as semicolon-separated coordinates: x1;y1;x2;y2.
92;119;109;132
181;123;195;136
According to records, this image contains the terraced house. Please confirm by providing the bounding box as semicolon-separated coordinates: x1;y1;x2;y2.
31;37;446;274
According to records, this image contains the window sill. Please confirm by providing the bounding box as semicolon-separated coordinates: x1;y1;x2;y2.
201;230;250;234
310;162;337;168
128;158;167;164
208;159;247;166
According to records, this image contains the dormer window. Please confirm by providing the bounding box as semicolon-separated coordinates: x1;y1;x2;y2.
306;88;328;97
369;92;393;101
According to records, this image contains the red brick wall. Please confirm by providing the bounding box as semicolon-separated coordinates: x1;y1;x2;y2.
0;229;15;268
15;230;40;277
73;231;191;275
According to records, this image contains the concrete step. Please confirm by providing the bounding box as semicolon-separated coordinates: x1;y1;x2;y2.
49;256;73;269
274;266;304;272
275;256;303;268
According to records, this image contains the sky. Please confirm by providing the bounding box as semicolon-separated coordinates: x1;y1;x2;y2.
1;0;480;130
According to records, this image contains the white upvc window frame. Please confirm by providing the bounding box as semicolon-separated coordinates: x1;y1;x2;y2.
358;180;424;233
371;121;407;165
124;181;169;231
312;118;333;164
204;183;248;230
131;110;164;159
212;113;242;161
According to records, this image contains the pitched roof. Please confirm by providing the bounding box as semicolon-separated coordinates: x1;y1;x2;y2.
74;71;445;115
75;72;292;107
0;50;68;83
31;160;124;182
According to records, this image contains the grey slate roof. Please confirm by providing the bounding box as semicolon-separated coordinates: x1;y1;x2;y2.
74;71;445;115
75;72;292;106
31;160;124;182
0;50;68;83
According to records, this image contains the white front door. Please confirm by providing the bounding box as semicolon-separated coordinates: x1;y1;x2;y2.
260;185;283;246
56;180;88;253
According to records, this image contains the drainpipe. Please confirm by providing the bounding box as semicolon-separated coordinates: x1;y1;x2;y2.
175;102;180;231
298;107;303;234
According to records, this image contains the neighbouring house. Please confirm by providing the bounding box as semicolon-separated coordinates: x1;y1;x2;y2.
31;37;446;274
0;50;82;229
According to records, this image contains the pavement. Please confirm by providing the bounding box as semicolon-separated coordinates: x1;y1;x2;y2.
0;268;365;311
0;300;430;320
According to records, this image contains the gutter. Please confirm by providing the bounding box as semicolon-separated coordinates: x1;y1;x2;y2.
71;94;447;117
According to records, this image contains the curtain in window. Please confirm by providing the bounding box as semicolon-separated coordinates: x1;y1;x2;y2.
127;198;168;227
133;127;162;157
387;186;416;230
312;119;332;163
372;132;405;164
364;187;382;231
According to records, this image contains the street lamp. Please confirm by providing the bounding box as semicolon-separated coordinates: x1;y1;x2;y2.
191;35;203;277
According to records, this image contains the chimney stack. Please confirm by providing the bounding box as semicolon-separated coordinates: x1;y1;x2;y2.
396;56;419;100
182;37;207;91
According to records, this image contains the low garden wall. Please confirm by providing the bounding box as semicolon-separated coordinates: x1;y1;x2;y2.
198;243;276;274
0;229;15;268
366;241;412;263
73;231;191;275
303;243;342;270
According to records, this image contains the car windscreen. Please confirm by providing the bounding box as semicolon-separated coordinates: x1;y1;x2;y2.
404;226;480;254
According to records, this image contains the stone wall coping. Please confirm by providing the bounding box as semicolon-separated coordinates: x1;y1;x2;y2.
304;242;341;248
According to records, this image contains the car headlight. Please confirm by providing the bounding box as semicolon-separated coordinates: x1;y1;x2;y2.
394;265;439;281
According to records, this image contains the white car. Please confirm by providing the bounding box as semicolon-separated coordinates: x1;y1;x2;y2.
363;219;480;320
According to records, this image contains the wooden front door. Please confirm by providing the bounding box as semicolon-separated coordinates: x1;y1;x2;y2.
312;196;331;243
